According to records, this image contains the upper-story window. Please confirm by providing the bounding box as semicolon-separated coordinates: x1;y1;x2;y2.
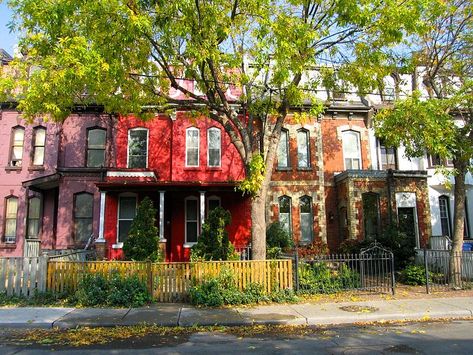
9;126;24;167
297;129;310;168
87;128;106;167
4;196;18;243
32;127;46;166
186;127;200;167
73;192;94;243
277;129;290;168
428;153;453;168
207;128;221;167
342;130;361;169
26;197;41;239
299;196;313;244
439;195;452;237
128;128;148;168
117;194;137;244
278;195;292;235
378;140;397;170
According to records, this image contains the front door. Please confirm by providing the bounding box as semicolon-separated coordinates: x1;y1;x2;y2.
398;207;417;247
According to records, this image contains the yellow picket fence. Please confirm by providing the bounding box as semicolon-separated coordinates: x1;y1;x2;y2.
47;259;293;302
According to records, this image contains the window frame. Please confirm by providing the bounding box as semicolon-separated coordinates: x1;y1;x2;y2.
299;195;313;244
278;195;292;235
438;195;452;238
31;126;46;167
86;127;107;168
26;196;42;239
185;196;199;246
342;130;362;170
207;127;221;168
206;195;221;217
362;192;381;240
127;128;149;169
297;129;311;168
277;129;290;169
116;193;138;247
186;127;200;167
73;192;94;244
9;126;25;167
377;139;398;170
3;196;19;244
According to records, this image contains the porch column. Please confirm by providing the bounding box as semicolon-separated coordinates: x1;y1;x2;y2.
95;191;107;260
200;191;205;233
159;191;166;241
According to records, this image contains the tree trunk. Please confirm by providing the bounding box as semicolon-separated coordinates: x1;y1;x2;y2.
449;161;467;288
251;195;267;260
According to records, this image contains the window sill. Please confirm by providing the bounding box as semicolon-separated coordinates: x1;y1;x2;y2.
276;167;292;172
206;167;222;171
0;243;17;249
297;167;313;171
184;167;200;170
183;243;197;248
4;166;22;171
112;243;124;249
28;166;45;172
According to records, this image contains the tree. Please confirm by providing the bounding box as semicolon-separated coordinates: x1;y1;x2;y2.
2;0;427;259
123;196;160;261
374;0;472;285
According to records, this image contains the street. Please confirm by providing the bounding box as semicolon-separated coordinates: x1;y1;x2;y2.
1;320;473;354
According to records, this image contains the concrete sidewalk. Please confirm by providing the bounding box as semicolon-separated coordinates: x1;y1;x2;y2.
1;297;472;329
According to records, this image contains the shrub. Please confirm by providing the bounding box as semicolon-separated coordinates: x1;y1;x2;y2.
298;262;361;294
75;273;150;307
191;207;237;261
123;197;161;262
377;225;416;270
297;239;329;259
398;264;427;285
338;239;371;254
0;290;68;306
266;222;293;259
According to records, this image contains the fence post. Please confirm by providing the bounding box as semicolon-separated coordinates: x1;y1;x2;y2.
390;252;396;295
146;260;153;296
424;247;430;294
294;250;299;292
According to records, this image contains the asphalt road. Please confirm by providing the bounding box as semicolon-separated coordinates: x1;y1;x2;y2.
1;320;473;354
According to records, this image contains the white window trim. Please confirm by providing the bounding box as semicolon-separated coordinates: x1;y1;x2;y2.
26;196;42;240
32;126;46;166
184;196;199;247
10;126;25;167
127;128;149;169
87;127;107;168
278;196;292;235
299;196;313;244
297;129;310;168
342;130;362;170
277;129;290;168
207;127;221;167
4;196;18;243
114;193;137;248
185;127;200;167
438;195;452;238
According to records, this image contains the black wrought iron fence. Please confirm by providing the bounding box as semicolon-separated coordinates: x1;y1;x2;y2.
293;243;395;295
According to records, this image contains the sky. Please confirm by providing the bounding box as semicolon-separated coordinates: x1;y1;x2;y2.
0;2;17;55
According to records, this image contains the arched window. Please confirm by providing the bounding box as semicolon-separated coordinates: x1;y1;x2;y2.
299;196;313;244
362;192;380;240
207;127;221;167
128;128;148;168
277;129;290;168
439;195;452;237
186;127;200;167
207;195;221;216
9;126;25;167
27;197;41;239
74;192;94;243
185;196;199;244
278;196;292;234
297;129;310;168
32;126;46;166
4;196;18;243
117;194;137;244
342;130;361;169
87;128;106;167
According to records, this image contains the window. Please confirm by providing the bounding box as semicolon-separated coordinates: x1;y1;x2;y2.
342;130;361;169
26;197;41;239
117;195;137;244
207;128;221;167
362;193;380;240
87;128;106;167
277;129;290;168
299;196;313;244
4;196;18;243
207;196;221;215
186;127;200;167
185;197;199;244
439;195;452;237
297;129;310;168
74;193;94;243
128;128;148;168
428;154;453;167
378;140;397;170
9;126;24;167
278;196;292;234
32;127;46;166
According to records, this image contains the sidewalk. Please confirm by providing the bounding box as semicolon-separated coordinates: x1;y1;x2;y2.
1;297;472;329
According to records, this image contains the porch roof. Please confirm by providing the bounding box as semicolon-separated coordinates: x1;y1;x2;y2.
22;173;61;191
96;180;239;191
